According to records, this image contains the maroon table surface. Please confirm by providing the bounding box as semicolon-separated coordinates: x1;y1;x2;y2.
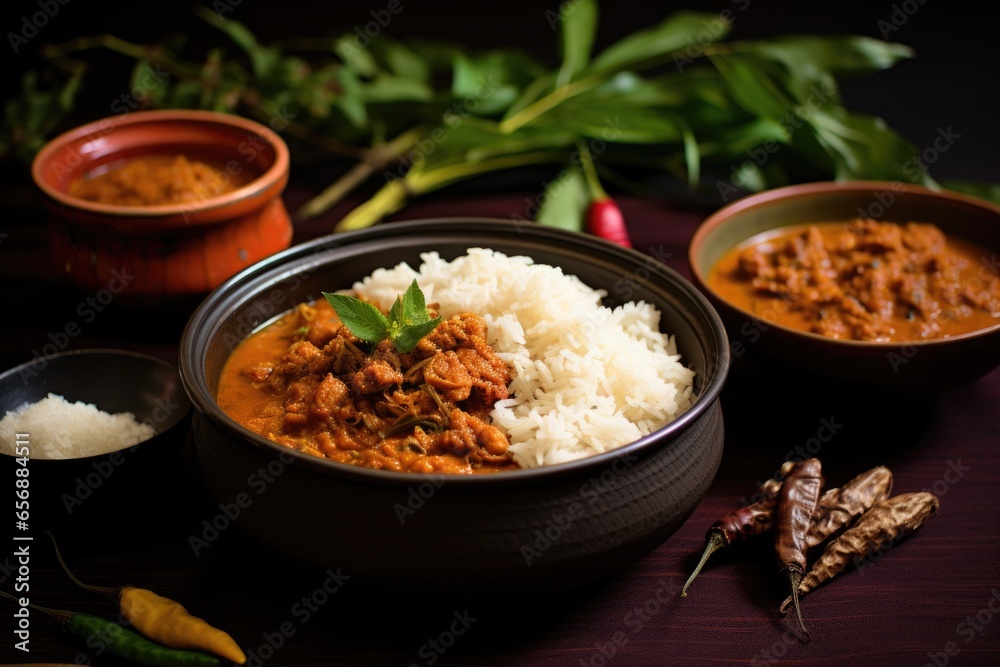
2;188;999;667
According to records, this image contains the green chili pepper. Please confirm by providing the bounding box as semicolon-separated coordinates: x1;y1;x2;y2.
69;612;221;667
0;591;220;667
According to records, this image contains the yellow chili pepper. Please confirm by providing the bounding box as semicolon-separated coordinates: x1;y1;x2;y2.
120;587;247;665
47;532;247;665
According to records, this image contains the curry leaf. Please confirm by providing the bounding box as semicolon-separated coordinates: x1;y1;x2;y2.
743;36;914;76
196;7;281;80
942;180;1000;205
590;11;728;74
323;292;389;342
556;0;598;87
392;319;441;354
536;168;588;232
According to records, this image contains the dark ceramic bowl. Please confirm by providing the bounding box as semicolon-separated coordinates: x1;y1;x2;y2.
0;349;191;528
179;219;729;595
690;181;1000;391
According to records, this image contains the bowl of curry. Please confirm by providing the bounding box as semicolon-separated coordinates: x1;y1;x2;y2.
180;218;730;594
32;110;292;299
689;181;1000;389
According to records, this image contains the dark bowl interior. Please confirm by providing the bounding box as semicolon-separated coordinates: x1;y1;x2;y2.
689;182;1000;391
180;219;730;594
0;348;191;528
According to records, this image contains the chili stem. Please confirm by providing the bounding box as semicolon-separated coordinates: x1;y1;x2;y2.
0;590;73;624
47;531;121;601
788;570;809;637
681;529;729;597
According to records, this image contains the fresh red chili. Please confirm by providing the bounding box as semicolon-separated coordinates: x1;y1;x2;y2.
587;198;632;248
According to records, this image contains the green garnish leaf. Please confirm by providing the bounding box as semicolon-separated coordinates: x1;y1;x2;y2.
401;279;428;324
392;319;442;354
322;292;389;342
322;280;440;354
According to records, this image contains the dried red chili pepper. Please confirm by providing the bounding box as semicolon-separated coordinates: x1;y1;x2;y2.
806;466;893;548
780;491;939;614
774;457;824;634
681;464;792;597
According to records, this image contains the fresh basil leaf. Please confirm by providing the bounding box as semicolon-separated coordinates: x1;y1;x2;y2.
536;168;588;232
401;279;428;324
388;294;403;326
322;292;389;342
590;11;728;74
391;317;441;354
556;0;598;87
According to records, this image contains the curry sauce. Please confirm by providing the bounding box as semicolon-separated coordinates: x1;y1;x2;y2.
70;154;255;206
216;300;518;474
708;220;1000;342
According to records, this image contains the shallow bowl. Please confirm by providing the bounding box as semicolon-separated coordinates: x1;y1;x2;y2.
689;181;1000;390
0;348;191;528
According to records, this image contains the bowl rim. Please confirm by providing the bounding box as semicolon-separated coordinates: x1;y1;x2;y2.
30;109;290;219
0;347;192;457
180;217;731;486
689;180;1000;348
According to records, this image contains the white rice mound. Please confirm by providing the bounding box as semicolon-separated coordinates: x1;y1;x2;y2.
0;393;156;460
355;248;696;469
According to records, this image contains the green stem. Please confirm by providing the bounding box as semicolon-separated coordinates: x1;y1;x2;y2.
297;127;425;221
498;72;608;134
576;142;607;201
407;150;565;192
335;150;566;232
42;34;200;79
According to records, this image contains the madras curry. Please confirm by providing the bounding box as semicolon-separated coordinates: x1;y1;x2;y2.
708;220;1000;342
70;154;254;206
216;299;517;474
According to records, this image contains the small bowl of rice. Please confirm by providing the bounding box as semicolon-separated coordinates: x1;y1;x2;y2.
0;348;191;527
180;219;730;594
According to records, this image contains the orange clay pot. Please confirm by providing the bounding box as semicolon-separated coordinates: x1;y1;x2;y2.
32;109;292;298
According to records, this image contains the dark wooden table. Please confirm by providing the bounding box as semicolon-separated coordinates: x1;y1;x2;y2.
2;187;999;667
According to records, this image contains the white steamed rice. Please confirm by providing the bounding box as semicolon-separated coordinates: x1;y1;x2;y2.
0;393;156;460
355;248;696;469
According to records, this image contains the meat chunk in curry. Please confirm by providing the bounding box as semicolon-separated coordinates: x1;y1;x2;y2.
216;300;518;474
708;220;1000;342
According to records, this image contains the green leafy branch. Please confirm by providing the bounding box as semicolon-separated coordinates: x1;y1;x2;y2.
4;0;996;233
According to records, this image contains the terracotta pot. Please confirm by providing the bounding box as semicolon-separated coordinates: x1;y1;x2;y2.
32;110;292;299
